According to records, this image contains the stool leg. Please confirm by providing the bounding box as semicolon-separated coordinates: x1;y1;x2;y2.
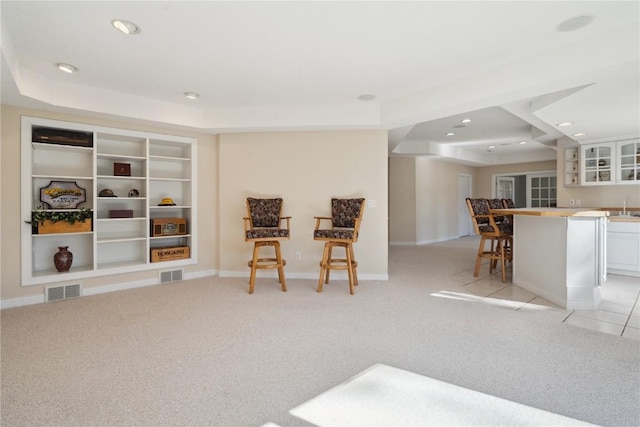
249;242;261;294
318;243;330;292
345;244;354;295
274;242;287;292
325;244;333;284
348;243;358;287
498;238;506;283
474;237;485;277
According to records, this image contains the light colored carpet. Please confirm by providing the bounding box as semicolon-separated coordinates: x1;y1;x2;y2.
290;363;594;426
1;237;638;426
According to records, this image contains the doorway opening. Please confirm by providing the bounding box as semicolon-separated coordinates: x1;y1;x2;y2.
491;170;556;208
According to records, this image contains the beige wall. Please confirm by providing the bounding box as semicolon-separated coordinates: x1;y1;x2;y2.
218;131;389;278
416;157;475;243
1;106;218;303
389;157;416;244
389;156;475;244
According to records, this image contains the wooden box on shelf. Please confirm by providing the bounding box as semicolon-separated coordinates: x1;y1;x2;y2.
151;218;187;237
33;219;92;235
109;210;134;218
151;246;190;262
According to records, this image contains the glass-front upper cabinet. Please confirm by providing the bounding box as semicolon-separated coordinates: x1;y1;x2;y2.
581;142;615;185
616;139;640;184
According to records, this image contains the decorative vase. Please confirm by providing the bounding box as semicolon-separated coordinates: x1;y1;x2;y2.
54;246;73;272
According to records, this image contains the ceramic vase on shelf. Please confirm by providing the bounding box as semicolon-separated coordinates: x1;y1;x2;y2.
54;246;73;272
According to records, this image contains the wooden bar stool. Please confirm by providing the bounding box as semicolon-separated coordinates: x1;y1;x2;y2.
313;198;365;294
466;198;512;283
243;197;291;294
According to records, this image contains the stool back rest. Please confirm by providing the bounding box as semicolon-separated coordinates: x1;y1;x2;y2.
501;198;515;209
331;198;365;229
488;198;506;223
466;198;500;236
247;198;283;228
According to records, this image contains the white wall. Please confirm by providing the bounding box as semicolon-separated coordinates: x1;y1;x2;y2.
218;130;389;280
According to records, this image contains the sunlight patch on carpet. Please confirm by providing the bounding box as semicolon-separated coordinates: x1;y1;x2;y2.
290;364;593;426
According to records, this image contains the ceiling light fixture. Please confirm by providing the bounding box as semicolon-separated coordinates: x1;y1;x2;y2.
518;141;527;145
461;119;472;123
557;122;574;127
556;15;594;32
111;19;141;35
572;132;587;137
357;94;376;101
488;145;496;149
56;63;77;73
445;132;455;136
184;92;199;100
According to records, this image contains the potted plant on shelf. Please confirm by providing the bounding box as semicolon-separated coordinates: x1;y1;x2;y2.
26;206;93;234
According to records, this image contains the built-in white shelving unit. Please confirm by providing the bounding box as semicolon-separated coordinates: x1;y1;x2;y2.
21;116;197;286
563;147;580;186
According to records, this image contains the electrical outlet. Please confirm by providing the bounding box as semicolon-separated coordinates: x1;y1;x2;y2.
295;251;302;260
367;200;376;208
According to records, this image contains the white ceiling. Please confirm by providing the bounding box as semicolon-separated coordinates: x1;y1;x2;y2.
1;1;638;166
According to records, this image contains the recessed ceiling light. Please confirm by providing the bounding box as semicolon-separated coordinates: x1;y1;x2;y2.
461;118;472;123
184;92;199;100
357;94;376;101
488;145;496;149
56;63;77;73
556;15;594;32
445;132;455;136
572;132;587;137
111;19;141;35
518;141;527;145
557;122;574;127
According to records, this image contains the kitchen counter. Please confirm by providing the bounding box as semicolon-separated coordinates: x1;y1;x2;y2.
608;216;640;222
490;207;608;217
489;208;606;309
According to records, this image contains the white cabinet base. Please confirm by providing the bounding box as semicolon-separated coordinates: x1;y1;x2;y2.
512;215;604;310
607;221;640;277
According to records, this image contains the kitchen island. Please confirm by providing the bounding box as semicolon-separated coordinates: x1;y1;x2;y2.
489;208;608;310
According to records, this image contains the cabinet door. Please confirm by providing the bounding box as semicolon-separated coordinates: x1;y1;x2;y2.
616;139;640;184
581;143;614;185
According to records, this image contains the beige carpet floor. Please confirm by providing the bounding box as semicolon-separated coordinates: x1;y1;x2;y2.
1;237;638;426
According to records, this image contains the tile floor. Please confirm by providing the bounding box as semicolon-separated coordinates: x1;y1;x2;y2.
460;269;640;340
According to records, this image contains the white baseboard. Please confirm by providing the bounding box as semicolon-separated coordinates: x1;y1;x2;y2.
390;236;461;246
219;270;388;281
1;294;44;309
1;269;217;309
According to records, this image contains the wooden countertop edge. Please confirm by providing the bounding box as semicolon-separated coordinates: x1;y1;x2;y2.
491;208;640;221
609;217;640;222
490;208;608;217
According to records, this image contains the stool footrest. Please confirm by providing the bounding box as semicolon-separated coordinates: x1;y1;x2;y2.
248;258;286;268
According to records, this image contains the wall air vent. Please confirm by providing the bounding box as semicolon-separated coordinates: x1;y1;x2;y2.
159;269;184;284
45;284;82;302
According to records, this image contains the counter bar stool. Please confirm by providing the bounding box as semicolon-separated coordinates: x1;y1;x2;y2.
313;198;365;295
243;197;291;294
466;198;512;283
